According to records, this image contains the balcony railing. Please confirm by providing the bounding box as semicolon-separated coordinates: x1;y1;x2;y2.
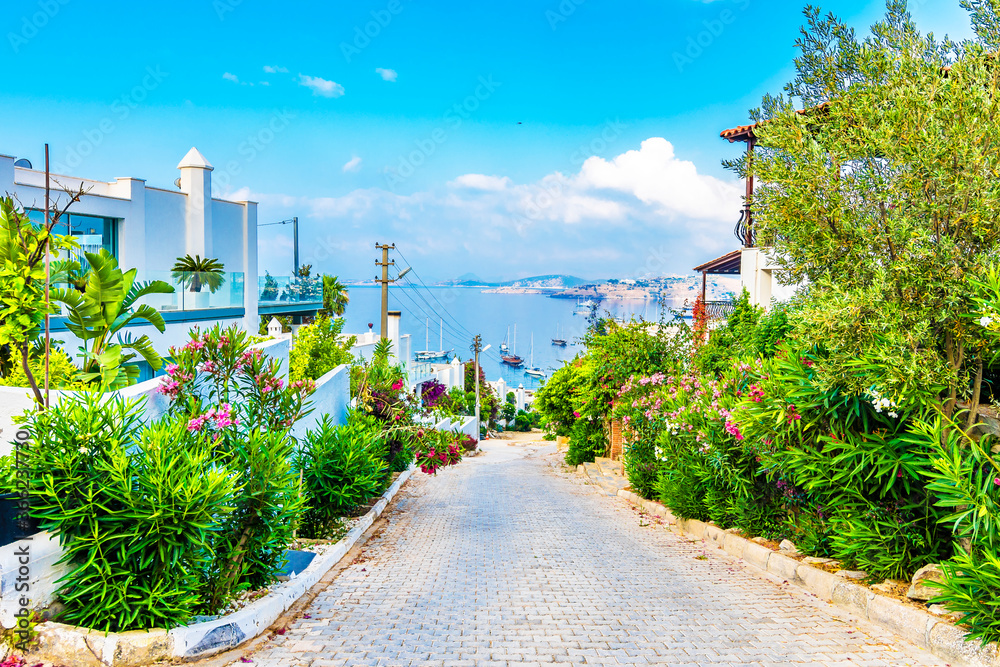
259;275;323;304
684;299;736;322
734;207;754;247
136;271;245;312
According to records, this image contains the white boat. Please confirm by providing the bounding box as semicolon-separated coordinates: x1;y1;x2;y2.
574;298;597;316
524;333;545;378
500;326;510;353
415;318;451;362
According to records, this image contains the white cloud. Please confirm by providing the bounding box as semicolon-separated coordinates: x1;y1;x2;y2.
249;137;742;281
298;74;345;98
375;67;398;82
222;72;240;83
263;65;289;73
576;137;740;221
447;174;510;191
342;155;363;173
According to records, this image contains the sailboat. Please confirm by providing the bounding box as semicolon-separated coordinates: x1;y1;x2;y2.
525;333;545;378
574;298;597;316
500;326;510;354
415;318;453;362
501;323;524;366
551;323;567;347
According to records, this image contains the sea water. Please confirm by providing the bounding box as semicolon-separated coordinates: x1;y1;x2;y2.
338;286;692;390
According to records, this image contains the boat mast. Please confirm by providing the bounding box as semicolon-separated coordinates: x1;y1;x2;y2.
439;318;444;351
513;324;517;357
530;332;534;367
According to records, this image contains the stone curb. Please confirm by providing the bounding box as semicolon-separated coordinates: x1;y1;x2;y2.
26;466;417;667
580;464;1000;667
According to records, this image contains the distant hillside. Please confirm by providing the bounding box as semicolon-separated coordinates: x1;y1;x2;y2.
501;274;591;289
439;274;591;289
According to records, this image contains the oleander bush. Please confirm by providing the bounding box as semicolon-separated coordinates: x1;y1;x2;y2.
297;413;388;537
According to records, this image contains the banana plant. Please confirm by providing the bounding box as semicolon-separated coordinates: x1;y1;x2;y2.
51;250;175;389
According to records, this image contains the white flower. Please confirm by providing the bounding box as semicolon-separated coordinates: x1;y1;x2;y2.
888;411;899;419
78;446;89;454
981;315;995;328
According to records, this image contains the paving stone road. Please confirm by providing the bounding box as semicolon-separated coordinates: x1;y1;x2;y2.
233;438;949;667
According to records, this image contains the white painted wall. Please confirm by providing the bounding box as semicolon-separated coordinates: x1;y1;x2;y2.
740;247;803;309
0;150;260;344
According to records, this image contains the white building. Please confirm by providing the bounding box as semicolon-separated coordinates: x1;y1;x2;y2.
1;149;322;380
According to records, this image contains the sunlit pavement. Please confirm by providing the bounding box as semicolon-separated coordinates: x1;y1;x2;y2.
231;435;947;667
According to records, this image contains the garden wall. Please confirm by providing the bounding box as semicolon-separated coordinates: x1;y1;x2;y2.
290;363;350;439
0;338;291;456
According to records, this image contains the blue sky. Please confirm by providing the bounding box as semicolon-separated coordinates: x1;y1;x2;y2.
0;0;975;282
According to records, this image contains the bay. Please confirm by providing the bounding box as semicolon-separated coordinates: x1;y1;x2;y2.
338;286;691;390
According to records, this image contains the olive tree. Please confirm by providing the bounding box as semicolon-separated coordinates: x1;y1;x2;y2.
735;2;1000;422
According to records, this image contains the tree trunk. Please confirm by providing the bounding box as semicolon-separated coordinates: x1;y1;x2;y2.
967;356;984;431
20;343;44;408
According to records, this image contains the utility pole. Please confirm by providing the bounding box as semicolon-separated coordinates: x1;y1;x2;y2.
374;243;411;342
471;336;491;440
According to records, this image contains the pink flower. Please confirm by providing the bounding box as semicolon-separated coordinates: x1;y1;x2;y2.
391;379;404;391
573;411;581;418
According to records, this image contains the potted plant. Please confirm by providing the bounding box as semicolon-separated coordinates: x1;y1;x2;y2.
172;254;225;309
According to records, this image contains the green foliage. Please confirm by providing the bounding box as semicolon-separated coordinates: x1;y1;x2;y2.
297;413;388;538
51;249;174;389
0;347;82;390
742;6;1000;411
321;275;350;317
24;392;237;631
565;418;605;467
290;314;356;382
0;196;79;401
912;414;1000;643
171;254;225;293
534;361;585;436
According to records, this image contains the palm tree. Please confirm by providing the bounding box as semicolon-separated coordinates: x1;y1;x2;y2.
322;275;350;316
52;250;175;388
171;254;226;293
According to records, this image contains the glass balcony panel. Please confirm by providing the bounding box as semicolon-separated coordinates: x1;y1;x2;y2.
258;275;323;304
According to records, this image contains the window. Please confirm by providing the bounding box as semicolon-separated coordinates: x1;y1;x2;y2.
27;210;119;268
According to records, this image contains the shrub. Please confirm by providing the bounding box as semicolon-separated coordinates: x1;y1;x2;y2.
565;418;605;466
25;392;236;631
0;348;82;389
289;314;355;382
413;428;462;474
298;413;388;538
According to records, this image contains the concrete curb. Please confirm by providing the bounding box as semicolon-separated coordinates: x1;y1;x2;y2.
27;466;417;667
579;464;1000;667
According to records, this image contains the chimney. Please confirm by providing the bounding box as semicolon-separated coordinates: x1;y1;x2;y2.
177;147;214;257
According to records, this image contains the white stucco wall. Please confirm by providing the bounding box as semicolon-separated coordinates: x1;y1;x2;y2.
0;150;260;339
740;247;803;309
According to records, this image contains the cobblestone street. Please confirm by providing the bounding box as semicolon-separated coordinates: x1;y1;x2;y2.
233;438;949;667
